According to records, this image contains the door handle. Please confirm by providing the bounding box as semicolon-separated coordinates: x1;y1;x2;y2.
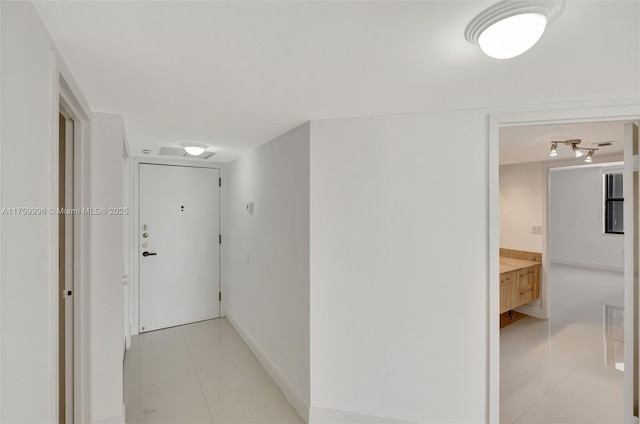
142;251;157;257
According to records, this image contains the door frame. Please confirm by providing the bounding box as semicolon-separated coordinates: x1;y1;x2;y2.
488;100;640;423
130;156;225;336
57;68;92;423
58;105;75;424
123;138;132;350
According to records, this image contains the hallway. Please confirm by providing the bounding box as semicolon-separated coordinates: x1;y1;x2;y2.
124;318;303;424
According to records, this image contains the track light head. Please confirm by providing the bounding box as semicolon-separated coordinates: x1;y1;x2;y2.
584;150;594;163
549;142;558;157
573;144;583;157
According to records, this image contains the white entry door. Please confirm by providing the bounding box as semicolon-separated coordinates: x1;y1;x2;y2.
139;164;220;333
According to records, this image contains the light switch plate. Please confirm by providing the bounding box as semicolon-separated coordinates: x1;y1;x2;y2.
531;225;542;235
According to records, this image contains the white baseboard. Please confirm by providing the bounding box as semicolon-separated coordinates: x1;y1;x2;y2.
225;312;309;423
94;404;126;424
551;258;623;273
309;406;416;424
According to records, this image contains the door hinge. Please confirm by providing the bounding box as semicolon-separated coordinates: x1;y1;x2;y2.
219;291;222;302
219;177;222;187
634;155;639;171
219;234;222;244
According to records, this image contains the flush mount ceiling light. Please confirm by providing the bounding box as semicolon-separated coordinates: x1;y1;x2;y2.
465;0;564;59
549;139;598;162
180;142;209;156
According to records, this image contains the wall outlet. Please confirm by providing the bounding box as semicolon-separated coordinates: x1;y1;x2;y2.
531;225;542;235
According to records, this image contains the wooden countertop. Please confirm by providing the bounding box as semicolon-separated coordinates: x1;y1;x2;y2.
500;257;540;274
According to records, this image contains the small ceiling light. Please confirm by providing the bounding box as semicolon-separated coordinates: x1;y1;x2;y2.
549;142;558;157
181;142;209;156
584;150;594;163
573;144;583;157
465;0;564;59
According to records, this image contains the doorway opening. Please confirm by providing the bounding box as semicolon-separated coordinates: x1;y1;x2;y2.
488;104;640;424
58;107;74;424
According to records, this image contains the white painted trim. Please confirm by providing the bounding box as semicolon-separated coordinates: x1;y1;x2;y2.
218;162;228;318
226;312;310;423
550;258;624;273
122;135;132;352
59;63;93;424
489;99;640;424
0;2;3;418
49;46;59;424
309;406;416;423
488;111;500;424
623;121;639;424
130;156;225;336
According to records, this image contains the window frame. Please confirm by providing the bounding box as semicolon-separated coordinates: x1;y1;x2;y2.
603;169;624;235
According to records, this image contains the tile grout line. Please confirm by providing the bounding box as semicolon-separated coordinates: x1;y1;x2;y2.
182;326;216;424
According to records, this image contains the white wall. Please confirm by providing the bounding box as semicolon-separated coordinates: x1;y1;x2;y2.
0;2;58;420
90;113;126;422
550;165;624;271
499;162;544;253
225;123;310;420
0;5;126;421
310;112;488;423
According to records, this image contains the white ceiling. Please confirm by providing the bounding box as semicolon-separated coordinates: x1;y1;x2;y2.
33;1;639;162
499;121;626;165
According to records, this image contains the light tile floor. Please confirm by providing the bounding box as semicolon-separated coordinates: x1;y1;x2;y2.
124;318;304;424
500;264;625;424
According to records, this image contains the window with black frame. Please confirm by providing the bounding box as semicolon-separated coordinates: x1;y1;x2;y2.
605;173;623;234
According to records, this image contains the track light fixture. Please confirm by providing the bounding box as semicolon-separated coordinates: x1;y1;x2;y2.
549;139;598;162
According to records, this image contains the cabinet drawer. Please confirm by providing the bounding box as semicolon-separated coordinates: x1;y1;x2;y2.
517;265;540;305
500;271;516;314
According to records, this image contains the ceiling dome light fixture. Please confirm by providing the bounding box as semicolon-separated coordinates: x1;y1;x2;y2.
181;142;209;156
465;0;564;59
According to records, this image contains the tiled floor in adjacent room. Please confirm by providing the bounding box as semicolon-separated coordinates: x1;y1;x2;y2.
500;263;625;424
124;318;303;424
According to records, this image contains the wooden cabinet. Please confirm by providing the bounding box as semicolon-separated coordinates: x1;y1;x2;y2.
500;271;516;314
517;265;540;305
499;249;542;315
